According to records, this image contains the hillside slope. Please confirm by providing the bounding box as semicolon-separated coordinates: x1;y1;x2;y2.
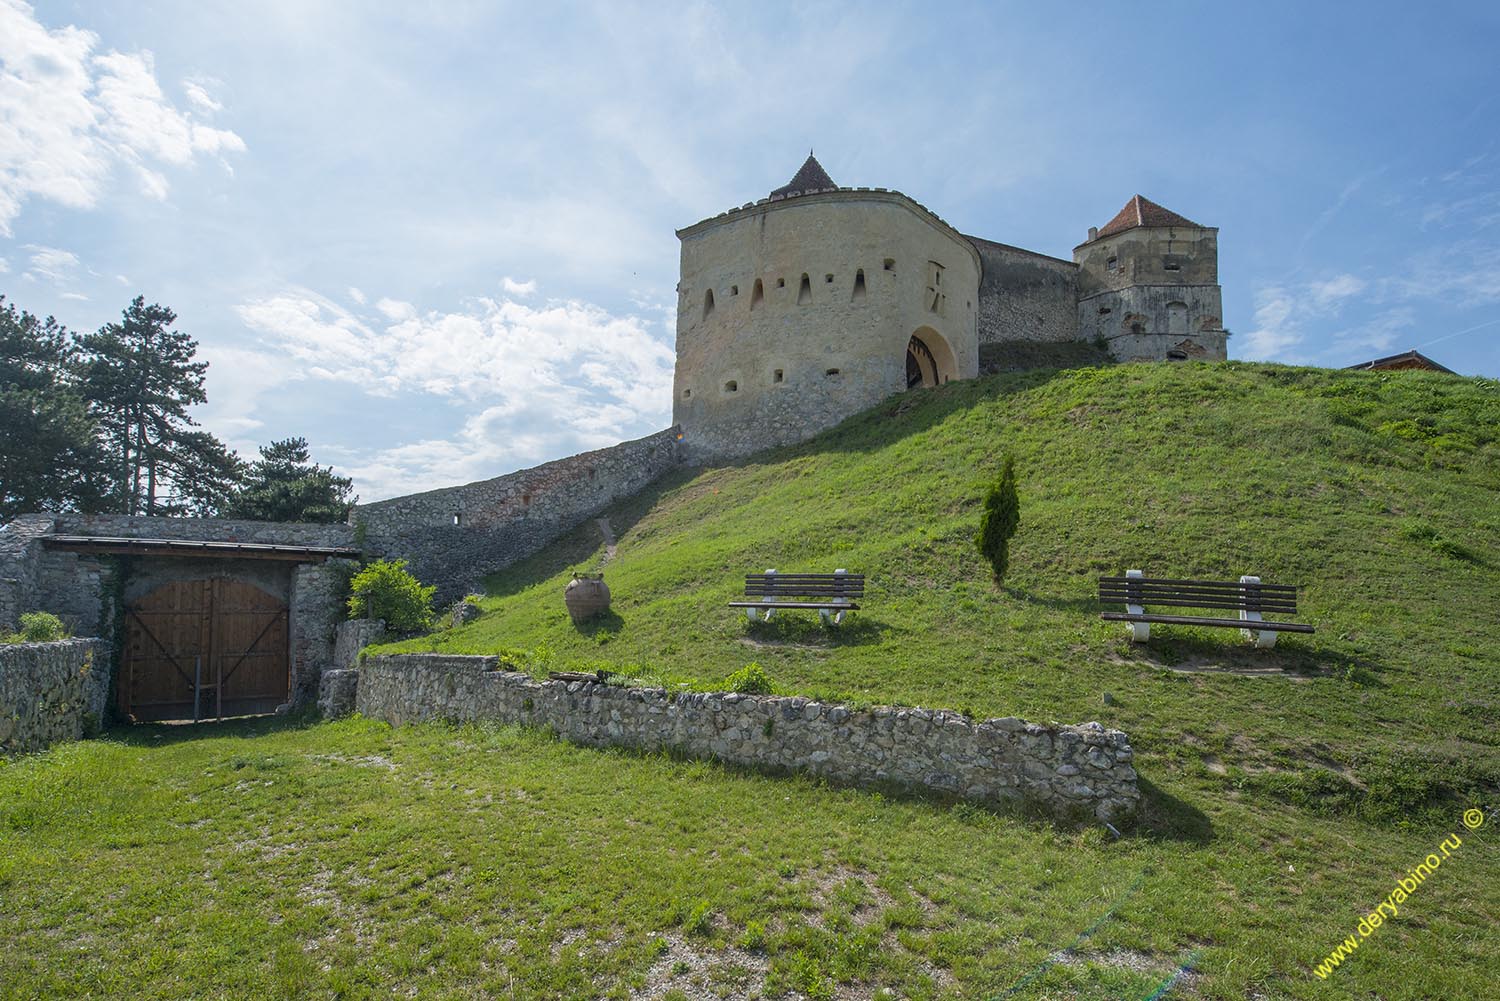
380;362;1499;802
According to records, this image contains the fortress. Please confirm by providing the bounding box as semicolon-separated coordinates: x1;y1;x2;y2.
674;155;1229;460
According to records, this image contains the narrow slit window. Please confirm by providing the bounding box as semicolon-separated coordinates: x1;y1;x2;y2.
724;380;738;393
776;277;786;288
683;388;691;398
730;284;739;295
702;288;715;319
751;278;764;308
453;512;462;526
773;368;784;383
883;258;895;271
797;273;812;305
825;273;834;283
852;269;866;301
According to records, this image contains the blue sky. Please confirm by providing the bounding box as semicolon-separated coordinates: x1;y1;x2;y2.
3;1;1498;500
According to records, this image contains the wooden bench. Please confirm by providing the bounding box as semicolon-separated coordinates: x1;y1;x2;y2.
729;569;864;625
1099;570;1314;648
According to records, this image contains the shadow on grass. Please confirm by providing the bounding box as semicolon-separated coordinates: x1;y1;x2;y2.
104;708;324;749
572;607;625;638
741;614;888;648
1112;628;1388;683
1002;585;1101;613
1133;777;1215;845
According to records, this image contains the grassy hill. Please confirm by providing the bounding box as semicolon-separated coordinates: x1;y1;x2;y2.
6;361;1497;1000
378;362;1500;824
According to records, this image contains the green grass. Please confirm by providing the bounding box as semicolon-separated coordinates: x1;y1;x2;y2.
5;362;1499;998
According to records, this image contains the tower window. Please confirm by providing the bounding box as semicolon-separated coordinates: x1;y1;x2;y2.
1167;349;1189;361
1098;306;1112;315
1106;257;1119;271
730;284;739;295
825;273;834;283
776;277;786;288
1163;259;1181;272
883;258;895;271
751;278;764;308
1130;322;1144;334
797;273;812;305
702;288;715;319
773;368;784;383
724;380;738;393
683;388;691;398
453;512;462;526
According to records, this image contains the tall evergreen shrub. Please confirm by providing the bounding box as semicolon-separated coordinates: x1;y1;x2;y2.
975;455;1020;582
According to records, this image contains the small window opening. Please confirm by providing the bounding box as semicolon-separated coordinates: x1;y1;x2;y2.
1130;322;1144;334
1098;306;1112;315
773;368;784;383
724;380;738;393
797;273;812;305
852;269;866;301
1106;257;1119;272
825;368;840;377
522;494;531;506
702;288;715;319
776;277;786;288
750;278;764;308
682;388;691;398
453;512;462;526
825;273;834;283
1163;259;1181;272
1167;349;1189;361
883;258;895;271
730;284;739;295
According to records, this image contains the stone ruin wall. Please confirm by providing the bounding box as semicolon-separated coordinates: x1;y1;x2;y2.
0;639;109;755
344;653;1140;822
352;427;682;603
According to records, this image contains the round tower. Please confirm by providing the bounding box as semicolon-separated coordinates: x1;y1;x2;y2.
673;156;980;462
1073;195;1229;362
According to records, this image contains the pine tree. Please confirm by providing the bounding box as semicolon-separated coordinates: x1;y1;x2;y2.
975;455;1020;582
75;297;241;515
0;298;107;519
226;437;356;523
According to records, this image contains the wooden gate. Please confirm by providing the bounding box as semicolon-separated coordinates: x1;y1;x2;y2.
121;579;289;722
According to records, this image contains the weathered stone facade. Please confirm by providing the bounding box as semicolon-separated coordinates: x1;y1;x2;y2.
354;653;1140;822
671;159;1231;462
0;639;108;755
352;428;681;602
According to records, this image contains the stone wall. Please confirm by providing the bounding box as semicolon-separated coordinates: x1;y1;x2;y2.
0;639;108;755
352;428;682;602
969;236;1079;346
354;654;1139;821
673;189;982;463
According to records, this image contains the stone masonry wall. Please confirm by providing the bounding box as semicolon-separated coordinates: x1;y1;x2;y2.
0;639;108;755
355;654;1139;821
969;236;1080;347
352;428;682;603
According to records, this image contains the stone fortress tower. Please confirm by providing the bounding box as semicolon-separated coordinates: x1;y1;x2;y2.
673;156;1230;462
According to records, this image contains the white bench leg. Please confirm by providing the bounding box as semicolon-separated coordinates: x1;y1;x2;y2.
746;608;760;623
1239;575;1277;648
1126;569;1149;642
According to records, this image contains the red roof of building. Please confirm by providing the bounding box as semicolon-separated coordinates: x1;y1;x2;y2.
1096;194;1203;238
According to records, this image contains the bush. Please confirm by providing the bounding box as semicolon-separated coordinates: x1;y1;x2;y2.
347;559;436;633
8;612;68;643
725;661;774;695
974;455;1020;582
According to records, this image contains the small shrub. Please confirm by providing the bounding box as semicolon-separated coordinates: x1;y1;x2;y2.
974;455;1020;582
682;899;715;937
346;559;436;633
16;612;68;643
726;661;774;695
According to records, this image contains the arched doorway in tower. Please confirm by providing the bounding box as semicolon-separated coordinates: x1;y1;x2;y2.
906;327;957;389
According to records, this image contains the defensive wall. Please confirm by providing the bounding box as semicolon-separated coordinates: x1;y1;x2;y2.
0;639;109;755
968;236;1080;347
352;427;682;602
337;653;1141;822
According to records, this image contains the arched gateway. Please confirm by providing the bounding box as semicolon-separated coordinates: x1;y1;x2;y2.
906;328;958;389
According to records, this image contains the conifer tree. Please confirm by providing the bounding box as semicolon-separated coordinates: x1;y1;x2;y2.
226;437;356;523
975;455;1020;582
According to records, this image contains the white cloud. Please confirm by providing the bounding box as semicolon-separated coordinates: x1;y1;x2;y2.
0;0;246;234
59;291;88;301
501;276;536;296
182;78;222;115
1239;286;1306;361
375;297;416;322
1308;273;1366;309
23;244;79;283
0;257;8;273
228;285;676;500
347;286;366;304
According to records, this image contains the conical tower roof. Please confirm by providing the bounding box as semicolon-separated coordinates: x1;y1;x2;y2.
1096;194;1203;238
770;154;836;198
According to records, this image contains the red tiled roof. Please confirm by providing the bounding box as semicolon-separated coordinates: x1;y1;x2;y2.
1096;195;1203;238
770;154;836;198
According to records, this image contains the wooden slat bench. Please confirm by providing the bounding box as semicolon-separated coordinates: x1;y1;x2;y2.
1099;570;1314;648
729;569;864;625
